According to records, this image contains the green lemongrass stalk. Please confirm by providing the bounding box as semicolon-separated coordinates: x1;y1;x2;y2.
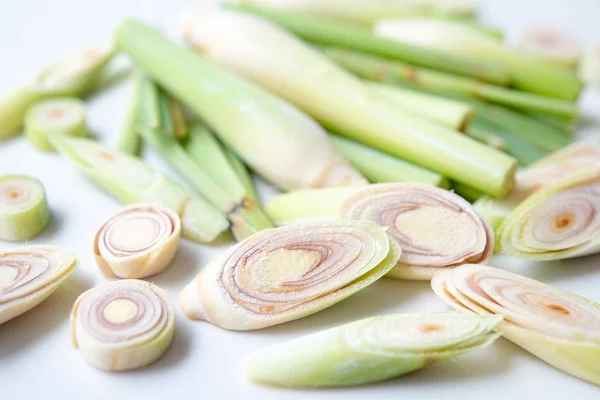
330;134;448;187
0;175;50;241
452;181;483;203
523;110;575;133
516;27;581;70
227;4;508;84
373;18;583;100
223;146;260;201
160;93;188;139
433;264;600;386
51;135;228;243
181;10;516;197
464;126;507;151
0;46;113;139
579;46;600;90
116;20;366;192
324;47;578;118
117;71;143;155
244;312;501;387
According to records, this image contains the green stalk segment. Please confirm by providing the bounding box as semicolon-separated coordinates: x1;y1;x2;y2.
464;126;506;151
117;71;144;155
223;146;260;202
523;110;575;133
451;181;484;203
0;175;50;241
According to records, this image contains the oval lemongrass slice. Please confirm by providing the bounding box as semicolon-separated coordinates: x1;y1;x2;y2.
94;204;181;279
24;97;88;152
517;27;581;69
0;175;50;241
0;246;76;325
179;220;401;330
432;264;600;386
243;312;501;387
580;46;600;90
71;279;175;371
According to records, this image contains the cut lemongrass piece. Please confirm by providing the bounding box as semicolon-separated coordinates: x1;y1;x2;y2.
71;279;175;372
452;181;483;203
51;135;228;244
432;264;600;386
465;127;507;151
580;46;600;90
0;246;76;325
181;10;516;197
0;175;50;241
117;71;143;155
160;92;188;139
0;45;113;139
94;204;181;279
179;219;401;330
24;97;88;152
244;312;500;387
517;27;581;69
330;134;448;187
266;183;493;280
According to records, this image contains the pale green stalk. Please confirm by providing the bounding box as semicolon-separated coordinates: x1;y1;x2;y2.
223;146;260;201
464;126;507;151
117;71;143;155
452;181;483;203
0;175;50;241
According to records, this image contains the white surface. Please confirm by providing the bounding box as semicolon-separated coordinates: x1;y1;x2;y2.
2;0;600;399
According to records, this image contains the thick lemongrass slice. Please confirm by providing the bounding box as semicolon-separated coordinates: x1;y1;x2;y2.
432;264;600;386
0;46;113;139
51;135;228;244
244;312;501;387
517;27;581;69
266;183;493;280
580;46;600;90
94;204;181;279
71;279;175;371
0;175;50;241
24;98;88;152
179;220;401;330
181;10;516;197
0;246;76;325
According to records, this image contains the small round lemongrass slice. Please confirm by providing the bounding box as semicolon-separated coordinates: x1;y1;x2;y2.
24;97;88;152
0;175;50;241
93;204;181;279
243;312;501;387
179;219;401;330
0;246;76;325
580;46;600;89
432;264;600;386
71;279;175;372
517;27;581;69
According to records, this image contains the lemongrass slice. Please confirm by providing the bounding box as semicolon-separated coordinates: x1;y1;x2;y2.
24;98;88;152
432;264;600;386
244;312;501;387
0;246;76;325
71;279;175;371
580;46;600;89
179;220;401;330
94;204;181;279
0;175;50;241
517;27;581;69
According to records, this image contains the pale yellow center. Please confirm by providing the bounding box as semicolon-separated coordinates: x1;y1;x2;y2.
0;265;18;288
245;249;321;288
110;217;159;252
103;298;138;323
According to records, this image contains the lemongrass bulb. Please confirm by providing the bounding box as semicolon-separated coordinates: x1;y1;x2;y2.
179;220;401;330
0;175;50;241
580;46;600;89
24;98;88;151
432;264;600;386
93;204;181;279
0;246;76;325
517;27;581;69
71;279;175;371
243;312;501;387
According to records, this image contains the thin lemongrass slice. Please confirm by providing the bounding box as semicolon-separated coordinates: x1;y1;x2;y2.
0;246;76;325
517;27;581;69
94;204;181;279
580;46;600;90
0;175;50;241
432;264;600;386
179;220;401;330
24;97;88;152
243;311;501;387
71;279;175;371
0;45;113;139
50;135;228;244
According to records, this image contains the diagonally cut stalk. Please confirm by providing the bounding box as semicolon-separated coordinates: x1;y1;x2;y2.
0;175;50;241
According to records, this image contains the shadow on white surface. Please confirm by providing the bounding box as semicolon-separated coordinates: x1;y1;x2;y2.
148;241;205;288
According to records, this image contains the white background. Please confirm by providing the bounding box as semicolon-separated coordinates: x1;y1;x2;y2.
1;0;600;399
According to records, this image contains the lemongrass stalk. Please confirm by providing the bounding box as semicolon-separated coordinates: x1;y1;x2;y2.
0;46;113;139
0;175;50;241
330;134;448;187
369;82;473;131
71;279;174;371
181;10;516;197
227;4;508;85
50;135;228;243
223;146;260;202
24;97;88;152
116;20;365;192
266;183;493;280
516;27;581;70
0;246;76;325
432;264;600;386
580;46;600;90
452;181;483;203
464;126;507;151
244;312;501;387
324;47;579;118
93;204;181;279
374;18;583;100
523;110;575;133
179;220;401;330
160;93;188;139
117;71;143;155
